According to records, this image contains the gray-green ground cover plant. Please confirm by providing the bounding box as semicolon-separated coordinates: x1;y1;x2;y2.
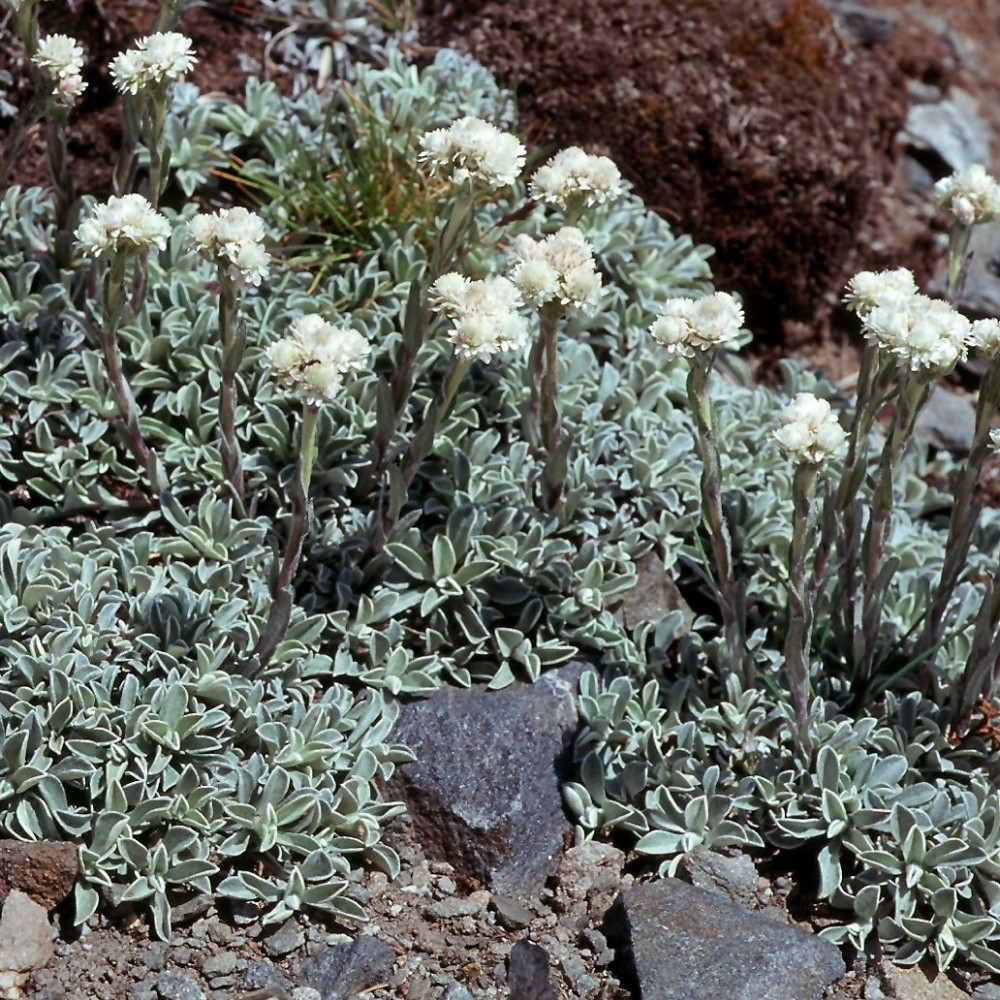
4;0;1000;980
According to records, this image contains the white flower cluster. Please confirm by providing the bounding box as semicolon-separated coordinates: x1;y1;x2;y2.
109;32;196;96
188;207;270;287
934;164;1000;227
773;393;848;464
970;318;1000;359
266;316;370;404
76;194;171;257
429;273;529;361
844;268;971;373
508;227;602;313
418;117;525;190
32;34;87;105
648;291;745;357
529;147;623;211
990;428;1000;454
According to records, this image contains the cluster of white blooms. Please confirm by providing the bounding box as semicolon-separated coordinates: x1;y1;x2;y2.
648;291;745;357
844;269;971;373
76;194;171;257
418;117;525;190
188;207;270;287
507;227;602;313
773;393;848;464
32;34;87;104
990;428;1000;454
970;318;1000;359
109;32;196;95
934;164;1000;227
266;316;370;404
843;268;917;319
429;273;529;361
529;147;623;211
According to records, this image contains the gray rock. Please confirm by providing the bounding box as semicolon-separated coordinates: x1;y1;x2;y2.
142;941;169;972
821;1;896;46
0;890;53;972
490;895;535;930
291;990;322;1000
169;894;213;925
201;952;238;978
155;970;205;1000
426;892;489;920
903;88;991;173
297;935;395;999
241;959;293;993
676;846;760;910
971;985;1000;1000
607;879;846;1000
442;981;475;1000
507;940;558;1000
129;979;159;1000
262;918;305;957
913;385;976;454
390;661;591;900
946;222;1000;318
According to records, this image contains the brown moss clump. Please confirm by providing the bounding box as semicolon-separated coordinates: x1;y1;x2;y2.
418;0;908;336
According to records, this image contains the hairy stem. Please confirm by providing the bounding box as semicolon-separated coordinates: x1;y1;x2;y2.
218;266;248;516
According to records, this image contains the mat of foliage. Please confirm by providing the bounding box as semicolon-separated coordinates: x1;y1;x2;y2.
3;32;1000;981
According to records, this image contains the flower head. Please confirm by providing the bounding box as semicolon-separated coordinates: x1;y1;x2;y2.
267;316;370;404
188;207;270;287
774;393;847;464
970;318;1000;360
109;32;196;95
934;165;1000;226
530;147;623;211
990;428;1000;454
843;268;917;319
508;227;602;312
862;292;970;373
33;35;87;105
648;291;745;356
75;194;171;257
418;117;525;190
429;273;529;360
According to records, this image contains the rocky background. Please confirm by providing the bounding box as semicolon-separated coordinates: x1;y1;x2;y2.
5;0;1000;997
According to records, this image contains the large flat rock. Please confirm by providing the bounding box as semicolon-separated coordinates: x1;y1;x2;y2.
607;878;846;1000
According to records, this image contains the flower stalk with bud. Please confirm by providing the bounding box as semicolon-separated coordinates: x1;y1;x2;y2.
377;272;529;545
649;291;750;681
189;207;270;516
110;32;196;206
509;227;602;514
244;318;370;677
76;194;172;497
363;119;527;500
934;164;1000;297
774;393;847;744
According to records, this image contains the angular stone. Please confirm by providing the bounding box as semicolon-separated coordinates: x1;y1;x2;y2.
507;940;558;1000
903;88;991;173
261;918;305;958
0;841;78;910
297;935;395;999
0;890;53;973
607;879;846;1000
155;970;205;1000
240;959;293;993
556;841;625;916
389;662;591;900
676;846;760;910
